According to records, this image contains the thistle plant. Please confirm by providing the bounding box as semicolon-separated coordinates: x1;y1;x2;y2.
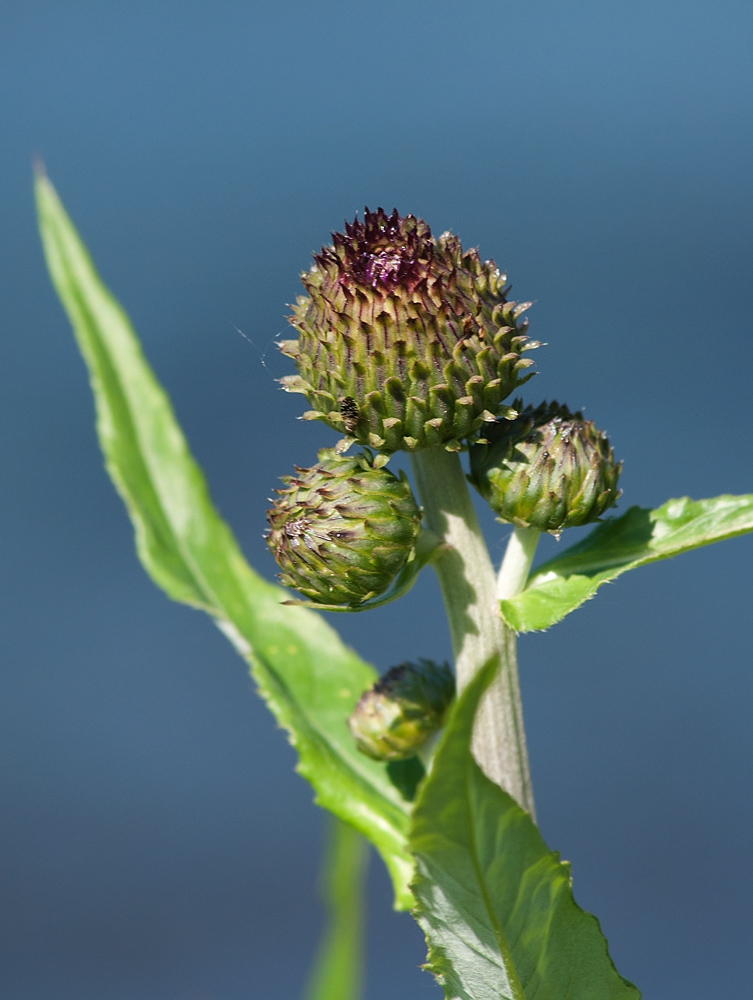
36;178;753;1000
265;449;421;607
279;207;537;453
468;400;622;534
348;660;455;762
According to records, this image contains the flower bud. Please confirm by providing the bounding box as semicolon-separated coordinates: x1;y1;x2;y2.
468;401;622;534
348;660;455;761
279;208;538;454
266;449;421;606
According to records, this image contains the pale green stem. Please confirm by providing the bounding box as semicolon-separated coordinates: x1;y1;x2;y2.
303;816;368;1000
497;526;540;601
417;730;442;774
410;449;535;816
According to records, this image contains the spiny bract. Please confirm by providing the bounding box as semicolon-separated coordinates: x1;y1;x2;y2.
279;208;539;454
265;448;421;606
468;400;622;534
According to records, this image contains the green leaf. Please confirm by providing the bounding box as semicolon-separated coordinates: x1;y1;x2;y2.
501;495;753;632
35;171;415;909
410;659;641;1000
303;817;368;1000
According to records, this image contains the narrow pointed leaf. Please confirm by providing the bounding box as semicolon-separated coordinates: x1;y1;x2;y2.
35;172;415;908
501;495;753;632
410;659;641;999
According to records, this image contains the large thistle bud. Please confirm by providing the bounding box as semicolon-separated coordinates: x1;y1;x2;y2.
468;401;622;534
265;449;421;607
348;660;455;761
279;208;538;454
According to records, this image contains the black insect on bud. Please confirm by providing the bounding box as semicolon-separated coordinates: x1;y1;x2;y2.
348;660;455;761
468;400;622;534
339;396;360;435
279;208;539;454
265;449;421;607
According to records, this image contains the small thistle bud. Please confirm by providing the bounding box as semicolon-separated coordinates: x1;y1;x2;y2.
279;208;538;454
348;660;455;761
468;400;622;534
265;449;421;606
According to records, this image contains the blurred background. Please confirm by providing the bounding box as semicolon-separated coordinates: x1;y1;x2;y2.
1;1;752;997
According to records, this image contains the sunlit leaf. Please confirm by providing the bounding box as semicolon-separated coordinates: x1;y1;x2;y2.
35;171;415;908
501;495;753;632
410;659;641;999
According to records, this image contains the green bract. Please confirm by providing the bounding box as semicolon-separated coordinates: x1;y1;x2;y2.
469;400;622;534
349;660;455;761
279;208;538;454
266;449;421;607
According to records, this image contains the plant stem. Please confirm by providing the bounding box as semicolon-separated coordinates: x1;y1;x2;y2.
410;449;535;816
303;816;368;1000
497;526;540;601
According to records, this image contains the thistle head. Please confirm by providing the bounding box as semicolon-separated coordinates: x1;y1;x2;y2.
468;400;622;534
348;660;455;761
279;208;538;454
265;449;421;607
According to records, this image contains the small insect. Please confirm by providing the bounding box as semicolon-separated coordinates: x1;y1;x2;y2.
339;396;360;434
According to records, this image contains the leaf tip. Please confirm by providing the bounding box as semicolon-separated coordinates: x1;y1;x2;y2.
32;161;56;224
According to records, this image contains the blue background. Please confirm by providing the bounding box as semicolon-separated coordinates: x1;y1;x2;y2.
1;2;752;997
